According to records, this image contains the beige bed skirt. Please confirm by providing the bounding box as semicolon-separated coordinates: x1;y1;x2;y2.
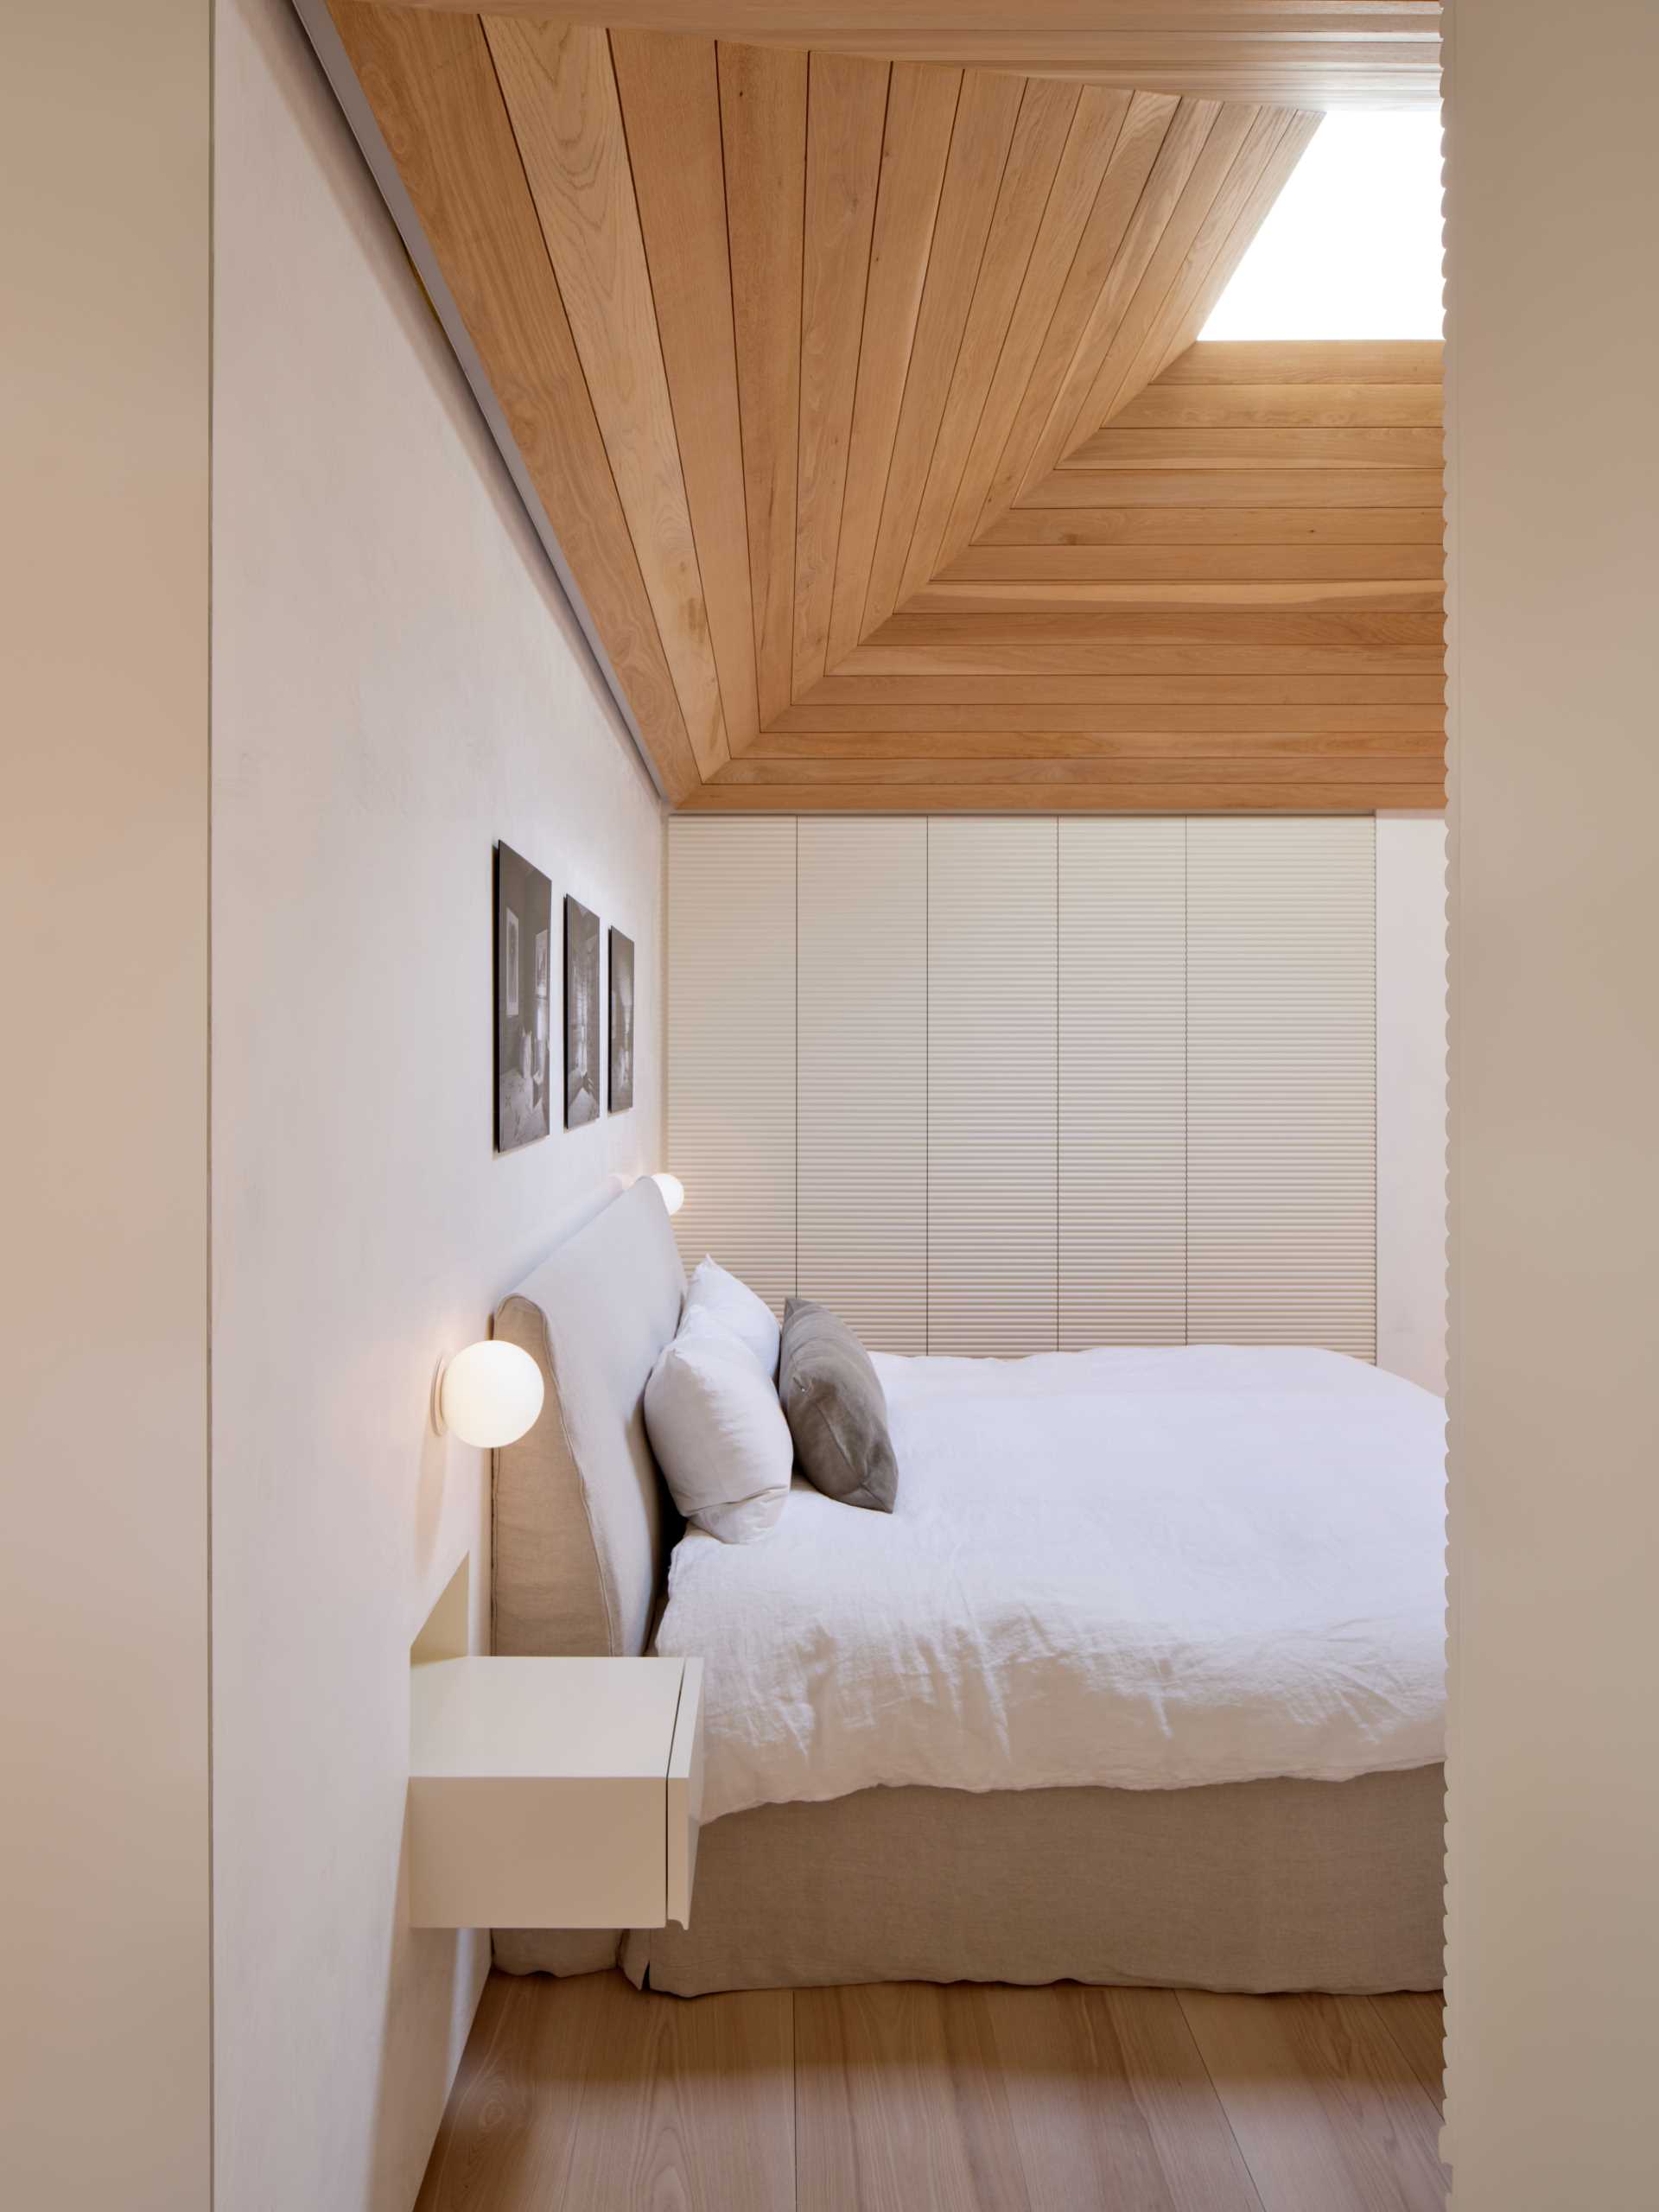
496;1764;1445;1998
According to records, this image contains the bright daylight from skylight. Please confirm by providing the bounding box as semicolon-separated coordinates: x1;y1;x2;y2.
1202;111;1444;340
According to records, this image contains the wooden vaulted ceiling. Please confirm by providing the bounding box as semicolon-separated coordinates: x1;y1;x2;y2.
328;4;1445;812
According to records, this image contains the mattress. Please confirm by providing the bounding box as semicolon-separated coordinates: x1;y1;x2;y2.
652;1344;1446;1822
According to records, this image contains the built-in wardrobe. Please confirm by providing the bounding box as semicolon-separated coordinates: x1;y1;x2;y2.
666;815;1445;1386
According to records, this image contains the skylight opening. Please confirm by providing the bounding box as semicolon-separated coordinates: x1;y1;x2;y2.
1202;111;1445;341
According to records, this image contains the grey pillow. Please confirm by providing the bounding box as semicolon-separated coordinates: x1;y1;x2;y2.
779;1299;898;1513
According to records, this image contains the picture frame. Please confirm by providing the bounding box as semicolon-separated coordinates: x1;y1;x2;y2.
608;927;634;1112
564;894;601;1128
493;842;551;1151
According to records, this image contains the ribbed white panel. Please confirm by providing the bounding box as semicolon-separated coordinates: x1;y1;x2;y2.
666;818;797;1316
1186;818;1376;1358
1058;820;1186;1349
927;820;1058;1357
797;820;928;1352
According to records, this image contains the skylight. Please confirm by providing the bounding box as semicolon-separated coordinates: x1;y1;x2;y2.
1201;112;1444;340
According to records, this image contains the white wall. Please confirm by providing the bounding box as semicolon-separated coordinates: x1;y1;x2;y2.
1446;1;1659;2201
0;5;212;2206
210;4;664;2208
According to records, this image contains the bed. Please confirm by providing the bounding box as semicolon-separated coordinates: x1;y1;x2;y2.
491;1179;1446;1997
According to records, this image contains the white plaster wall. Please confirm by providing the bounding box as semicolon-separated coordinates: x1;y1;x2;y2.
210;4;664;2207
1376;815;1448;1393
0;4;212;2204
1446;0;1659;2201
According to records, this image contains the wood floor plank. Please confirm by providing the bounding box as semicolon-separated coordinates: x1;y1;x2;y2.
416;1970;794;2212
1179;1993;1448;2212
420;1975;1456;2212
982;1983;1266;2212
415;1972;583;2212
796;1982;1035;2212
561;1971;794;2211
1368;1994;1446;2115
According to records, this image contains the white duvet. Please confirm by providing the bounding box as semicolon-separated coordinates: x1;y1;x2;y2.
652;1344;1446;1824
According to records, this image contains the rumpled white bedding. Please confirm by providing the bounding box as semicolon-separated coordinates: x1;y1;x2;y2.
652;1344;1447;1824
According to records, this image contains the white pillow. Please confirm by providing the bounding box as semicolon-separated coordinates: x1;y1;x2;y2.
644;1308;791;1544
683;1255;781;1380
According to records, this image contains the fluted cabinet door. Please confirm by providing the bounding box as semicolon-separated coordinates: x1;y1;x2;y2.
1059;820;1186;1349
1186;818;1376;1357
927;819;1058;1357
797;819;927;1351
665;817;797;1315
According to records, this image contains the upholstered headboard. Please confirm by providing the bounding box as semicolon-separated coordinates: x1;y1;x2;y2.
492;1177;687;1658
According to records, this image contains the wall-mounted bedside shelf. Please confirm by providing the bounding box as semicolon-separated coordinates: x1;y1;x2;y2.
408;1655;703;1932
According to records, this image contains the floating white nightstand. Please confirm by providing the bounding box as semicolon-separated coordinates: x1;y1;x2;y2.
408;1656;703;1931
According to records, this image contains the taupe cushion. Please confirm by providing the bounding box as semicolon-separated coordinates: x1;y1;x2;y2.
779;1298;897;1513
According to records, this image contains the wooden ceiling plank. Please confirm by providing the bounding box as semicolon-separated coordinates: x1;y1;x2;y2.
896;77;1083;604
941;542;1443;580
934;86;1133;575
1161;339;1443;384
486;18;730;779
859;68;1027;637
792;53;890;700
801;669;1445;705
1014;95;1224;500
1085;105;1297;428
747;728;1446;760
767;699;1446;734
324;2;701;800
609;27;760;756
978;502;1443;545
714;751;1440;786
976;89;1180;527
912;577;1443;612
872;606;1443;645
719;38;809;727
1114;380;1443;426
678;776;1446;815
823;61;962;670
842;640;1444;677
1052;99;1266;462
1150;109;1325;378
1061;424;1446;467
1020;467;1446;506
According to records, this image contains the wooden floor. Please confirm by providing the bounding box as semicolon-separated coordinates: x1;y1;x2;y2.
416;1970;1446;2211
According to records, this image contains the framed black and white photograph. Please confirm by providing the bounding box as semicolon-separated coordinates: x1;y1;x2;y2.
564;895;601;1128
493;842;550;1152
608;927;634;1112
